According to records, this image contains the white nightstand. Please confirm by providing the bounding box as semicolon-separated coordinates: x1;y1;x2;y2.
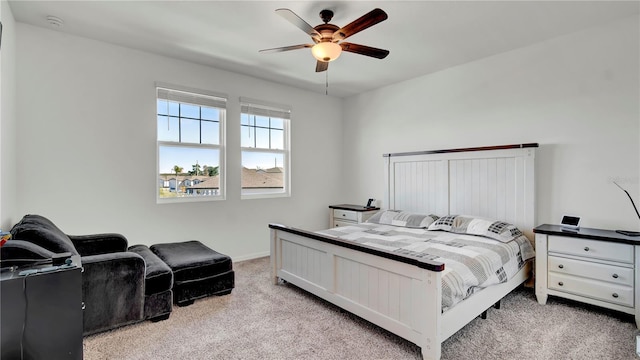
329;204;380;228
534;224;640;328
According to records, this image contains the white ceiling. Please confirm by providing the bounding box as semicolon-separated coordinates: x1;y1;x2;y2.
8;1;639;98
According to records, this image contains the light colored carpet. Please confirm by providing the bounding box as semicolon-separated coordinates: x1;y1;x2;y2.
84;257;639;359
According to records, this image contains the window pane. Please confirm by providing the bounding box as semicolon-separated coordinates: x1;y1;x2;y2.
168;102;179;116
240;125;254;148
180;104;200;118
181;118;200;144
158;146;220;198
157;116;179;142
201;107;218;121
255;115;270;128
255;128;270;149
242;151;284;169
271;129;284;149
270;118;284;129
240;113;251;126
157;100;180;116
201;121;219;145
242;151;285;195
158;100;168;115
159;146;219;173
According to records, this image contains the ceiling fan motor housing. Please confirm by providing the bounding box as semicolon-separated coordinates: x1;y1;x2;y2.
319;9;334;23
313;23;340;44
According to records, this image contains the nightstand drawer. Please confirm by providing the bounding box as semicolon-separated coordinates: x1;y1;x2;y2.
333;219;355;228
548;256;633;286
548;273;633;307
333;210;357;222
548;236;633;263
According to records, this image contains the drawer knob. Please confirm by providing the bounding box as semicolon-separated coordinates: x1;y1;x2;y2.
342;214;346;217
558;264;564;269
558;281;564;286
612;274;619;279
584;247;590;252
612;293;619;298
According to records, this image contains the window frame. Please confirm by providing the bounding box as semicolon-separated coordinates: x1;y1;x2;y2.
240;98;291;200
156;84;227;204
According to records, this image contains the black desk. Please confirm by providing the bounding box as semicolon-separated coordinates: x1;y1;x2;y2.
1;262;83;360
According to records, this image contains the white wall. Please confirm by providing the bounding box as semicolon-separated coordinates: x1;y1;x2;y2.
342;15;640;232
0;1;18;230
11;12;640;260
15;23;344;260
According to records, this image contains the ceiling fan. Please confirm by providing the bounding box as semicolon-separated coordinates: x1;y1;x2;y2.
259;8;390;72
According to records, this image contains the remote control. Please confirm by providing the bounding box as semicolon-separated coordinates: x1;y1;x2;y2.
18;269;38;276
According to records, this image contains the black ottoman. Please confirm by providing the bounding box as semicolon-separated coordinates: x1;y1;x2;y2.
128;244;173;321
150;241;234;306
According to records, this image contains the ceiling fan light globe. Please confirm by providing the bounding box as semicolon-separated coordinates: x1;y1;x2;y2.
311;42;342;62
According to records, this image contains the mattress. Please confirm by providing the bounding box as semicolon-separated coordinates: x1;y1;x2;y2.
318;223;535;311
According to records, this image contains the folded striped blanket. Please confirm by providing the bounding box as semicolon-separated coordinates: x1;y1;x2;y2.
318;223;534;311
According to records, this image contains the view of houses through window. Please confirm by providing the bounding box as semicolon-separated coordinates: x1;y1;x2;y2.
157;88;291;201
157;86;226;201
240;99;290;198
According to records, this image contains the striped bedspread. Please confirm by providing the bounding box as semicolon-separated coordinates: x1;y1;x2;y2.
317;223;535;311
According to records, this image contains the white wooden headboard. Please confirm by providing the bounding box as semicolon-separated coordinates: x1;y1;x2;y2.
384;144;537;239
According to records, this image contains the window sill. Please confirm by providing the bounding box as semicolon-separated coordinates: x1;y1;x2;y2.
157;195;225;204
241;192;290;200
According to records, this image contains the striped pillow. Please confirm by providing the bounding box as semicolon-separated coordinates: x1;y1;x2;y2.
428;215;523;242
366;210;439;229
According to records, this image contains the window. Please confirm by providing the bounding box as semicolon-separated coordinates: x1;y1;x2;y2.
240;98;291;198
157;84;226;203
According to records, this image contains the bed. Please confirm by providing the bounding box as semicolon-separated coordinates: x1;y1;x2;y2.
269;144;537;360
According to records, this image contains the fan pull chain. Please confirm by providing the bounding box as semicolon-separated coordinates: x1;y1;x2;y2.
325;70;329;96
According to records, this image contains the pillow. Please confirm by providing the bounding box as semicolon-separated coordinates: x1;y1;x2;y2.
427;215;524;242
366;210;439;229
427;215;457;231
10;214;78;255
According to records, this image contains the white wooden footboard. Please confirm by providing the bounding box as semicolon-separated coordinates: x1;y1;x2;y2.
270;224;532;360
270;224;444;360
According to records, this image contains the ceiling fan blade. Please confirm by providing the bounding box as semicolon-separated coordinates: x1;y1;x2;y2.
259;44;313;54
340;42;389;59
276;8;321;39
332;8;388;41
315;61;329;72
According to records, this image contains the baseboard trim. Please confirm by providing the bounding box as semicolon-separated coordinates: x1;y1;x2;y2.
232;251;270;263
